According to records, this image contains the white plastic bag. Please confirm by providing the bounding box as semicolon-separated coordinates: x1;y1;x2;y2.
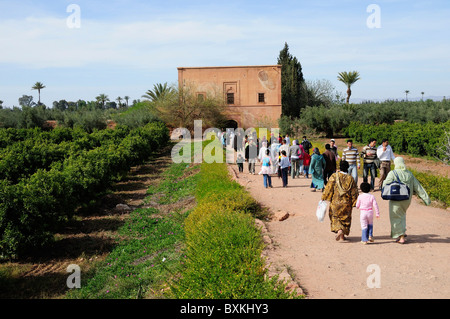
316;200;327;222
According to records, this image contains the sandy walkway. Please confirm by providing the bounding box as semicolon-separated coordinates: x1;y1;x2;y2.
229;162;450;299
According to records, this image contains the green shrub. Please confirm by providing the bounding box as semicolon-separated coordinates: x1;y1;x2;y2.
411;169;450;207
112;102;160;129
299;105;354;137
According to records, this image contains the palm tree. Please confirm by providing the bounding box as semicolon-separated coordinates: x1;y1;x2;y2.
32;82;46;104
96;94;109;108
421;92;425;101
142;82;175;102
116;96;123;107
337;71;360;104
124;96;130;107
405;90;410;101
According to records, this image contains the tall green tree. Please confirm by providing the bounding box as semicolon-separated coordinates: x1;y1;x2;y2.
19;95;35;108
32;82;46;105
277;42;307;118
337;71;360;104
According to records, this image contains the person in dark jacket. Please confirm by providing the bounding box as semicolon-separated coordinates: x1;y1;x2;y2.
322;144;337;185
301;136;313;155
245;138;258;174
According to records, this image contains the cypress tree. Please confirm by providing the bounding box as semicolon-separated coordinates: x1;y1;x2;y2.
277;42;307;118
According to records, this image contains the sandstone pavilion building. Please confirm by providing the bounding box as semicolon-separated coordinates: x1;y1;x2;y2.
177;65;282;129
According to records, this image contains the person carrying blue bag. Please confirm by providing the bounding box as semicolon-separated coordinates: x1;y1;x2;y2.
382;157;431;244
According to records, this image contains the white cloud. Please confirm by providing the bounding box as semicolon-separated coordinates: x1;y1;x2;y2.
1;0;449;105
0;15;253;69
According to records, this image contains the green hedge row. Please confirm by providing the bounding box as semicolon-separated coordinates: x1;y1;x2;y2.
0;126;139;183
280;100;450;138
0;122;169;258
346;121;450;158
0;125;136;150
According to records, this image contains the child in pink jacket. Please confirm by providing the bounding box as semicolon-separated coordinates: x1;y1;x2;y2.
356;182;380;244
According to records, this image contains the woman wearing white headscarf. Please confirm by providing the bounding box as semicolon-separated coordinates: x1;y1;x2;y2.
382;157;431;244
258;141;268;162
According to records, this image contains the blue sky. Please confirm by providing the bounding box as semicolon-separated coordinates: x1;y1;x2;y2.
0;0;449;107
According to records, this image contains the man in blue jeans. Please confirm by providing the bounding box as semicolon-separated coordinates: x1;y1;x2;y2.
342;139;360;184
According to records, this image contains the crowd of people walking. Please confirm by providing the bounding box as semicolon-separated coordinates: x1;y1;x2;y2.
225;131;431;245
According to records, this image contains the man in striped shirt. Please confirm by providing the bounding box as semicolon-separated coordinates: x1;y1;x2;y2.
361;138;378;191
342;139;360;184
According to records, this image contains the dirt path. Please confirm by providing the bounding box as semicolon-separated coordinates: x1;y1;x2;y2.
229;162;450;299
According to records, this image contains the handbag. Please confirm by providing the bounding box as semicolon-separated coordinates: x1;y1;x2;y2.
381;171;410;201
316;200;327;222
373;157;381;169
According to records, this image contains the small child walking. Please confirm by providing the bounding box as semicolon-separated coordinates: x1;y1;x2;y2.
258;149;273;188
356;182;380;244
236;154;244;173
303;152;311;178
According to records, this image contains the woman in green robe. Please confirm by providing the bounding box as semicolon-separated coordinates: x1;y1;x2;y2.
382;157;430;244
322;160;359;241
309;148;326;192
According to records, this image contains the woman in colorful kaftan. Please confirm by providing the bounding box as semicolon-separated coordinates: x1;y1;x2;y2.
321;160;359;241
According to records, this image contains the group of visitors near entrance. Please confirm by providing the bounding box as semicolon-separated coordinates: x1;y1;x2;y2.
230;133;431;245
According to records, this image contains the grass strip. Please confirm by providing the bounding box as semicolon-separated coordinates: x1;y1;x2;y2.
169;158;299;299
